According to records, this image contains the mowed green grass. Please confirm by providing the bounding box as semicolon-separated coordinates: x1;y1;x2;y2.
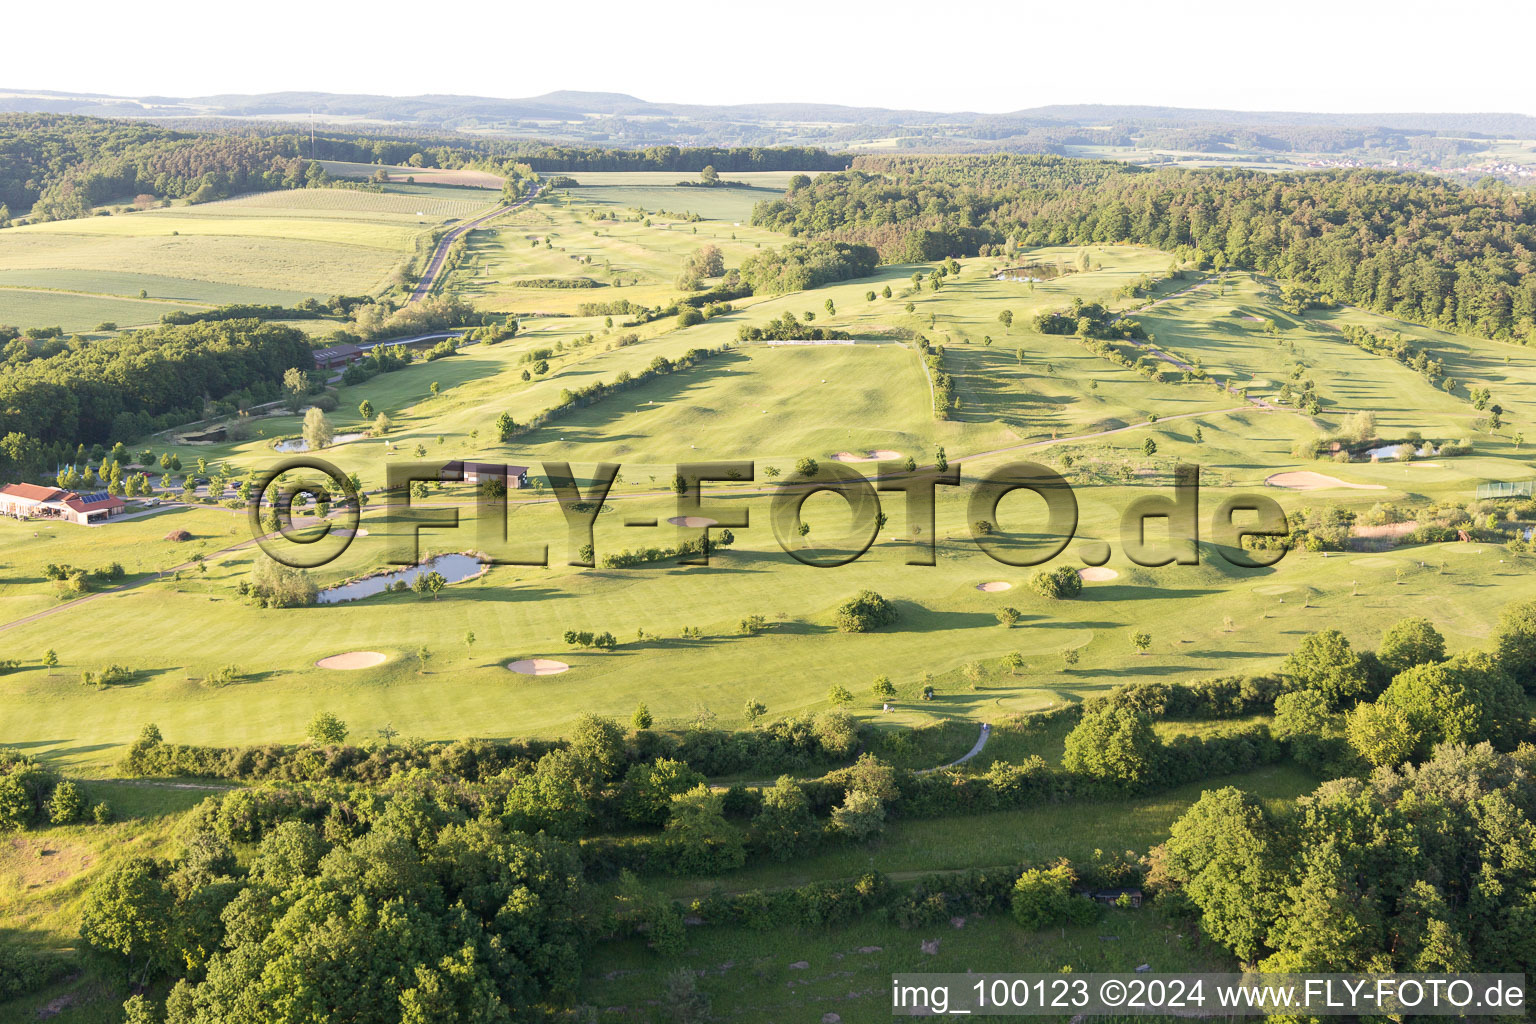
461;186;798;313
0;181;481;319
4;224;1536;770
586;904;1228;1022
2;469;1530;772
0;269;315;306
0;288;203;331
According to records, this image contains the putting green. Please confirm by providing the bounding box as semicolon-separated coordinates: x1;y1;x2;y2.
1252;584;1296;595
1350;556;1404;568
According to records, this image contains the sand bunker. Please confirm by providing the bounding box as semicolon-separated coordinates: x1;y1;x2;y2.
507;658;570;676
316;651;387;670
1266;472;1385;491
831;449;903;463
666;516;718;528
976;581;1013;592
1409;463;1441;468
1078;567;1119;582
331;527;370;538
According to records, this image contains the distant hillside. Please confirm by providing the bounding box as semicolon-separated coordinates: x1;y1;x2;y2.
3;87;1530;138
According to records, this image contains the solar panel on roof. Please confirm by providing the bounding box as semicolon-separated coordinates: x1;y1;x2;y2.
76;492;112;504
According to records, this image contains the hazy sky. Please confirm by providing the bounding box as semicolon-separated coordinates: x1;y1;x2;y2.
11;0;1534;114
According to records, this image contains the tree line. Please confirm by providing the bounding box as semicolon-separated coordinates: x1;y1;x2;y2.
753;157;1536;341
0;320;313;468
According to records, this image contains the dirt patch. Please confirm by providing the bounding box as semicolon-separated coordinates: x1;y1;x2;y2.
1352;521;1418;540
666;516;718;528
1266;471;1385;491
4;836;93;892
366;166;503;188
1078;567;1119;581
976;581;1012;592
36;993;79;1020
315;651;387;670
831;449;903;463
507;658;570;676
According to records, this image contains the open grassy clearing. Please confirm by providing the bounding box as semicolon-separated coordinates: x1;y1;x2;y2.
660;762;1313;898
456;192;788;313
0;181;488;322
193;185;493;222
0;268;314;306
1;478;1529;772
318;160;503;188
555;170;830;189
0;229;394;299
0;287;203;331
585;904;1227;1023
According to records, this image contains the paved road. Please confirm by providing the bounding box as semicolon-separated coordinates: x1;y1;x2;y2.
408;184;545;304
919;722;991;774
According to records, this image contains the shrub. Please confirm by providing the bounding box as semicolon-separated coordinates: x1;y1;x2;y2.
834;590;898;633
1030;565;1083;599
49;780;86;824
1011;861;1097;930
1062;706;1160;785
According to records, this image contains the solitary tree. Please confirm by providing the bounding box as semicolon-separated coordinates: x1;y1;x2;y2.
998;309;1014;332
744;698;767;724
632;702;653;731
302;407;334;451
306;711;348;745
828;684;854;706
358;399;374;421
1131;630;1153;654
872;675;896;701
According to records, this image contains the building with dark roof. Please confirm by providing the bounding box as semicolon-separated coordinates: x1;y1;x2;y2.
452;462;530;488
312;343;365;370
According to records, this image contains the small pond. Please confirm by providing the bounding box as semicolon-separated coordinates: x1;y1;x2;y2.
318;553;484;604
274;432;366;453
1367;443;1432;460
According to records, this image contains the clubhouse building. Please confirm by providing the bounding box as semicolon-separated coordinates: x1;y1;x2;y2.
0;483;127;525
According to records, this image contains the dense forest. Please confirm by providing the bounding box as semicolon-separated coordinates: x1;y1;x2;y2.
753;155;1536;340
0;320;313;456
0;114;332;219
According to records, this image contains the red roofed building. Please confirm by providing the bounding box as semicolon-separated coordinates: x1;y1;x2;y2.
0;483;127;525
